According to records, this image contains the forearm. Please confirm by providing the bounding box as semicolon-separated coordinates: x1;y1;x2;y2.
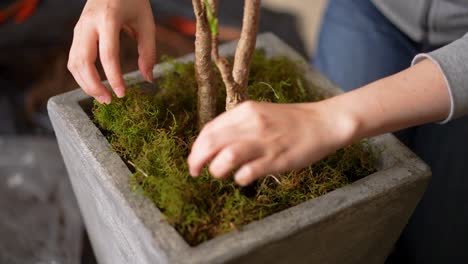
319;59;450;143
188;59;450;184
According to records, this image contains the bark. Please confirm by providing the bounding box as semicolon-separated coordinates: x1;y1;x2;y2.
230;0;261;110
208;0;242;111
209;0;261;111
192;0;217;128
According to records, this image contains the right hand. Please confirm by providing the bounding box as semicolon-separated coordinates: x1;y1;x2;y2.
188;101;357;186
68;0;156;104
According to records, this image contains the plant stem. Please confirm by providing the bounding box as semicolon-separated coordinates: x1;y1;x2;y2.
193;0;217;128
230;0;261;110
207;0;261;111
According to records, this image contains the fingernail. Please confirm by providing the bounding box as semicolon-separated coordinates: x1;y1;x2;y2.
234;169;249;186
189;166;199;177
234;173;243;185
190;168;199;177
145;70;154;83
114;87;125;98
97;95;111;105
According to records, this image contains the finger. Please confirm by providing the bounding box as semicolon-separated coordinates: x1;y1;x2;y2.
188;118;248;177
209;141;264;179
234;157;280;186
99;22;126;98
68;25;111;103
70;64;103;103
188;132;226;177
135;17;157;83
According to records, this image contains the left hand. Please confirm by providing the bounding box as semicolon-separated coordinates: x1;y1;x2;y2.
188;100;357;186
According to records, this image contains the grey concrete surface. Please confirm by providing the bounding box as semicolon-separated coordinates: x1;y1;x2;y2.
0;137;83;264
48;33;431;264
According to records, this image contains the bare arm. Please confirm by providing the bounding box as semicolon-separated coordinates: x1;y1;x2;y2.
327;59;450;141
188;59;451;186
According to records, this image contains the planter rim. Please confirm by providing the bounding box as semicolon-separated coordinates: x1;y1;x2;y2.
48;32;431;264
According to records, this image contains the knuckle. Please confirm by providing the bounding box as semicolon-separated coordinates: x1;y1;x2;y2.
223;148;237;164
275;155;291;171
67;60;76;72
251;112;268;132
241;102;268;131
73;25;80;35
75;58;90;69
100;49;115;64
102;7;118;23
73;20;84;34
73;19;92;35
68;56;89;73
202;136;216;151
102;18;118;30
84;85;102;97
242;101;257;112
80;7;94;19
107;78;121;88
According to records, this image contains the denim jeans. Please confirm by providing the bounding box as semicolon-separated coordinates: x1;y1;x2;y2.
314;0;468;263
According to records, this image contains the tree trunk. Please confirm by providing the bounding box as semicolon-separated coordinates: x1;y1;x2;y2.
192;0;217;128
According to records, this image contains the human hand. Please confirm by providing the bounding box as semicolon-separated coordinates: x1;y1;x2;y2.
188;101;358;186
188;58;451;187
68;0;156;104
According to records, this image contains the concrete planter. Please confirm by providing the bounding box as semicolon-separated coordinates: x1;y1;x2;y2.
48;33;430;264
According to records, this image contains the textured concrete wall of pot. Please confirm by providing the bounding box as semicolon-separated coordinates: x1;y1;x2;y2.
48;33;431;264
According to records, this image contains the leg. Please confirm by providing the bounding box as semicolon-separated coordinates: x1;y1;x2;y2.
313;0;418;91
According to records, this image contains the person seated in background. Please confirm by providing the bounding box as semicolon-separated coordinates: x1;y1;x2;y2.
68;0;468;263
314;1;468;262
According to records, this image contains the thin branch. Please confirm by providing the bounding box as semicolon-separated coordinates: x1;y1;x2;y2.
127;161;149;178
207;0;241;111
259;82;280;99
266;174;283;185
232;0;261;92
203;0;261;111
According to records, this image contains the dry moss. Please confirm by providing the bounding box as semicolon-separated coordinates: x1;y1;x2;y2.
93;51;378;246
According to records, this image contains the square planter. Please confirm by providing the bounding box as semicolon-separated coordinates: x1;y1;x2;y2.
48;33;430;264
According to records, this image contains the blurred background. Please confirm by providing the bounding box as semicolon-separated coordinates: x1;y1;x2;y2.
0;0;326;262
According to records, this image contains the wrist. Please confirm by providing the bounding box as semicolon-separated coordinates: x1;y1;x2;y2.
302;99;361;148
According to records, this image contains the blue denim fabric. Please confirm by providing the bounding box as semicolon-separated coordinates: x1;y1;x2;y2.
314;0;468;263
314;0;421;91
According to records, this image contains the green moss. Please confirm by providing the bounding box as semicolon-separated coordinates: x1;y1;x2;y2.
93;51;378;246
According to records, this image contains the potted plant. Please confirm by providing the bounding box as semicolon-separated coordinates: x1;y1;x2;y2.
48;1;430;263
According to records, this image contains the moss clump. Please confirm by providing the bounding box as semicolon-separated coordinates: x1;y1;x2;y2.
93;51;378;246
